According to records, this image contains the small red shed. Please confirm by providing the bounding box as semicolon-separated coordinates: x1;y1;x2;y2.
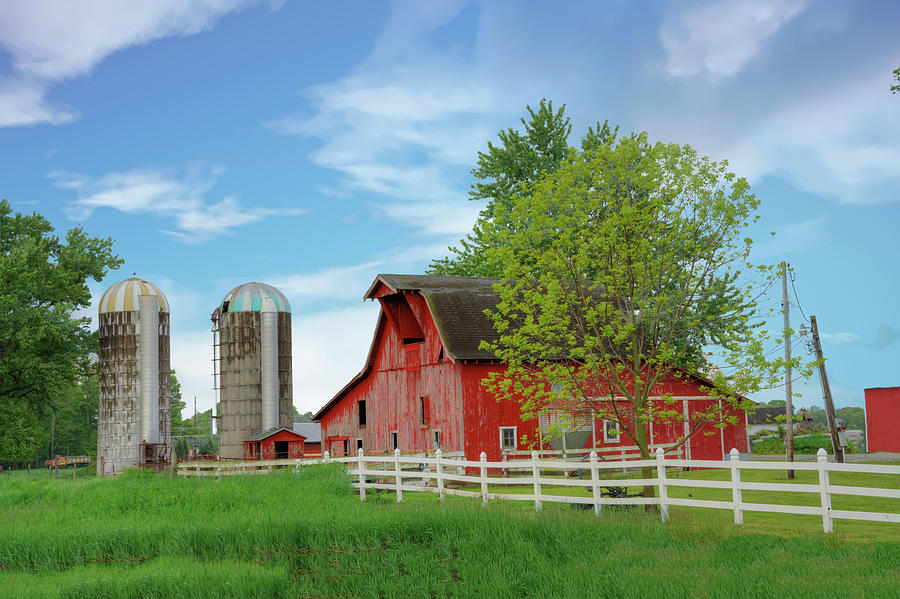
864;386;900;452
243;428;306;460
314;274;750;463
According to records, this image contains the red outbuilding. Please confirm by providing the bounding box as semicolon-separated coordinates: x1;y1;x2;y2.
314;275;750;462
243;428;306;460
864;386;900;452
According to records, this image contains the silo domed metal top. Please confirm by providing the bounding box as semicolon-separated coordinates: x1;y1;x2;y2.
99;277;170;314
220;282;291;313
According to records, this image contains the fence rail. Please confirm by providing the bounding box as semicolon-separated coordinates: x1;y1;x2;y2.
326;447;899;533
177;447;900;533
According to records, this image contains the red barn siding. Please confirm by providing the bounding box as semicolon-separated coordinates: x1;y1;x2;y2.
865;387;900;452
243;429;305;460
317;279;750;464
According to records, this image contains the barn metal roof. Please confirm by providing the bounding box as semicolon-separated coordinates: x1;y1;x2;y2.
292;422;322;443
367;274;503;361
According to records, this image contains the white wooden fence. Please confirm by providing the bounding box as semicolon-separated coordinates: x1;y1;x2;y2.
502;441;685;463
316;447;900;534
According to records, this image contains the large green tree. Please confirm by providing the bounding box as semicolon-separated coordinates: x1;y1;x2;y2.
0;199;121;462
480;133;788;491
892;66;899;94
428;99;618;277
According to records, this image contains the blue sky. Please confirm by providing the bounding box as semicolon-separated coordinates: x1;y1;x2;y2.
2;0;898;416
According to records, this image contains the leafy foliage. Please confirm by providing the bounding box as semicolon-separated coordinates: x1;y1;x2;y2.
293;407;315;423
892;66;900;94
480;132;789;463
428;99;618;277
169;370;185;429
0;199;121;462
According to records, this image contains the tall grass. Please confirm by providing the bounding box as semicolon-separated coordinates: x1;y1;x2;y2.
1;465;898;598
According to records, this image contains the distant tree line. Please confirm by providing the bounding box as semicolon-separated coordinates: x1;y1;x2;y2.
756;400;866;432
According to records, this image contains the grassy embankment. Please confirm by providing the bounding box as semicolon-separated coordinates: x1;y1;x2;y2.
1;465;899;598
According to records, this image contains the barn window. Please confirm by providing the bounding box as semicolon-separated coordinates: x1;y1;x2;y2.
433;430;441;449
603;419;621;444
390;431;399;451
419;396;430;426
342;439;349;456
356;438;363;452
358;400;366;427
499;427;517;450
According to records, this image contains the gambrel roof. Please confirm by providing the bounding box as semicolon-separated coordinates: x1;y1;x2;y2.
366;274;502;361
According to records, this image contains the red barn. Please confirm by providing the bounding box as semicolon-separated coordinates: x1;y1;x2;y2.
865;386;900;452
314;275;749;462
243;428;306;460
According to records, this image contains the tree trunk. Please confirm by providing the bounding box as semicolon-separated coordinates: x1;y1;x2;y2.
632;416;657;505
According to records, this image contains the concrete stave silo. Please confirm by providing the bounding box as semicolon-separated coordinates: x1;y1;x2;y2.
96;277;172;475
213;282;293;459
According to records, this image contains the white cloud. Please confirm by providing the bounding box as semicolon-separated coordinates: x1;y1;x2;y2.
379;200;480;236
272;262;383;304
50;164;306;242
640;58;900;206
819;332;861;346
270;240;458;307
265;0;500;236
291;305;381;413
0;0;263;127
170;330;216;416
660;0;808;79
735;72;900;203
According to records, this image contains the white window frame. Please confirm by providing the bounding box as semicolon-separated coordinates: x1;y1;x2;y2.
433;429;441;449
603;419;621;444
499;426;517;450
390;430;399;451
356;438;363;452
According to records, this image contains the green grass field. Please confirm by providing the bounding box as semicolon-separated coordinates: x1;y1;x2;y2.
1;465;898;598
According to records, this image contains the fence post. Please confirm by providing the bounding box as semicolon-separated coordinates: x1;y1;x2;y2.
357;448;366;503
590;451;601;516
532;450;542;512
817;448;832;533
621;449;627;474
394;448;403;503
435;449;445;503
655;447;669;522
729;448;743;525
324;450;330;464
480;452;488;508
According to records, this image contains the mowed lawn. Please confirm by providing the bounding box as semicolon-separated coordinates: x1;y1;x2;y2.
1;465;899;599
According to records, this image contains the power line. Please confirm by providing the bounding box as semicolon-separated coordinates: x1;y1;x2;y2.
789;270;810;324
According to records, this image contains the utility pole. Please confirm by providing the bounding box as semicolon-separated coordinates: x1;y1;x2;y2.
781;262;794;479
810;315;844;463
